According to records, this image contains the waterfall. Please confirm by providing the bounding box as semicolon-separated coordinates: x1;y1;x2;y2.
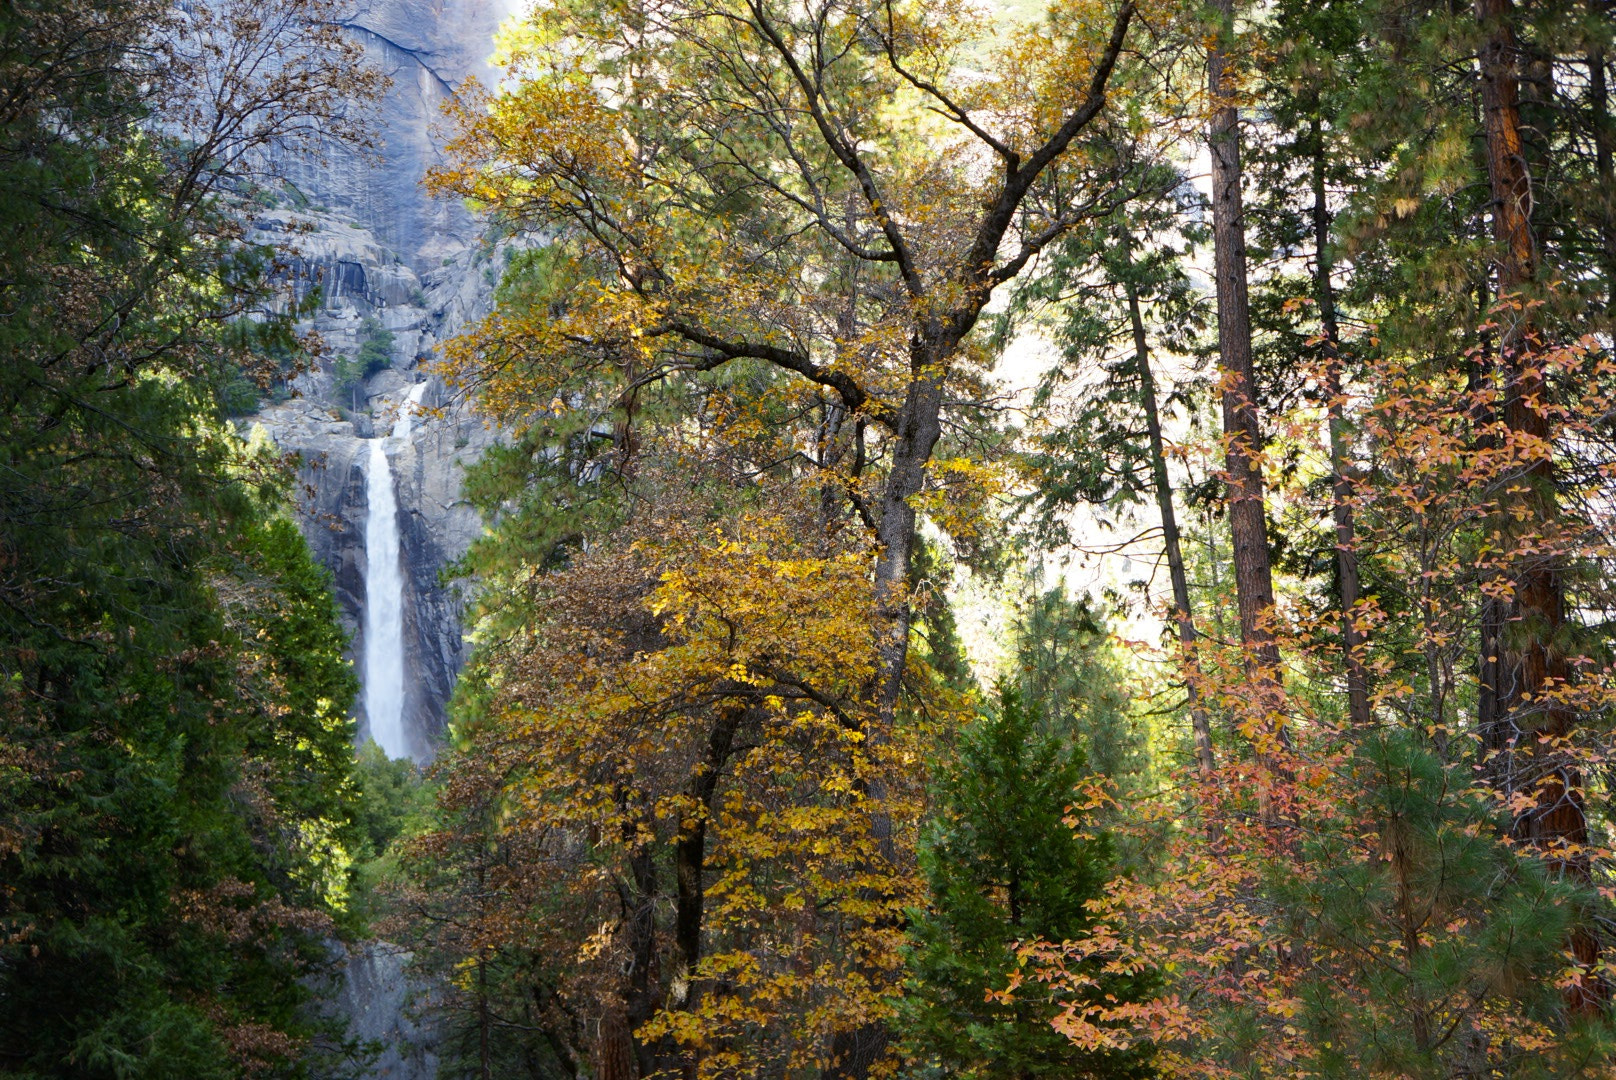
362;381;429;759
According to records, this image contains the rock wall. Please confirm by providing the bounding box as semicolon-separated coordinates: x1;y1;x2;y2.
252;376;495;760
251;0;516;757
244;5;522;1074
317;943;442;1080
274;0;516;270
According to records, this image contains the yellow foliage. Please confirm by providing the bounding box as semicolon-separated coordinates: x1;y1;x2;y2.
429;476;952;1074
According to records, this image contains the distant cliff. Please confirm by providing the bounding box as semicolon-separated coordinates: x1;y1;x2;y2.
251;0;514;758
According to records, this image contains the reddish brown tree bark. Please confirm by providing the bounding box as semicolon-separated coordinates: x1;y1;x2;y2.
597;1005;637;1080
1207;0;1285;741
1474;0;1599;1011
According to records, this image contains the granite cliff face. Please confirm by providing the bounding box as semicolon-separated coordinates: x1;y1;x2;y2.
252;0;516;757
276;0;515;271
254;375;495;760
316;943;443;1079
244;5;518;1075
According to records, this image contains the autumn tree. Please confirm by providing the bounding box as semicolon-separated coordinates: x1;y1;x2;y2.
1019;0;1616;1068
1317;0;1616;1004
426;0;1181;1070
408;462;945;1078
432;0;1161;730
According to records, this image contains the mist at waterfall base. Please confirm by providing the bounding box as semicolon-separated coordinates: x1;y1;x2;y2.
362;382;429;760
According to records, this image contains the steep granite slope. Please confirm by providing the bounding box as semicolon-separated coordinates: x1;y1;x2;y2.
252;0;514;757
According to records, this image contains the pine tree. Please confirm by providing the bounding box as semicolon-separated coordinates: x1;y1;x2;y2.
1236;732;1612;1076
899;687;1155;1079
0;1;378;1073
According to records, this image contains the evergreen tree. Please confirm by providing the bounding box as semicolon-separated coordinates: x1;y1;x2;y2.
1242;733;1612;1076
899;687;1155;1079
911;536;977;696
0;1;377;1073
333;316;399;410
1009;157;1218;778
1010;590;1150;812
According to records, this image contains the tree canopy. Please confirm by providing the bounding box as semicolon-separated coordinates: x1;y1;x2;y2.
0;1;380;1073
13;0;1616;1076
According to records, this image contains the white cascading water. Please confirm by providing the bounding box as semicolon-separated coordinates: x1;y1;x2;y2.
362;381;430;759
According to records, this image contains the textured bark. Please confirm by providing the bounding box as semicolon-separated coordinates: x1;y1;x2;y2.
870;355;947;735
597;1006;636;1080
1478;0;1538;310
1471;333;1507;767
1120;233;1215;778
1475;0;1599;1010
1207;0;1284;704
673;706;743;996
1590;30;1616;309
1308;114;1371;729
604;800;661;1079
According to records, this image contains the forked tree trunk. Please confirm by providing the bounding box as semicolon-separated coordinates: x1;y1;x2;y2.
870;354;947;732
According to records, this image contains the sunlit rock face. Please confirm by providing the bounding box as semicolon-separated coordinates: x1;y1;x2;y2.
254;361;497;763
250;0;512;761
274;0;511;270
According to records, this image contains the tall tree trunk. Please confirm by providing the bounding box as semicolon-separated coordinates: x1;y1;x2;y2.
1308;113;1372;729
602;799;662;1078
478;948;492;1080
827;348;945;1080
1207;0;1285;726
474;857;493;1080
597;1006;636;1080
1475;0;1599;1010
1120;231;1215;778
1589;26;1616;311
870;358;946;732
1470;314;1507;767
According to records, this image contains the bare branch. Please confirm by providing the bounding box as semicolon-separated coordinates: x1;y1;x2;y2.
658;320;897;429
741;0;925;295
964;0;1136;292
874;0;1017;166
